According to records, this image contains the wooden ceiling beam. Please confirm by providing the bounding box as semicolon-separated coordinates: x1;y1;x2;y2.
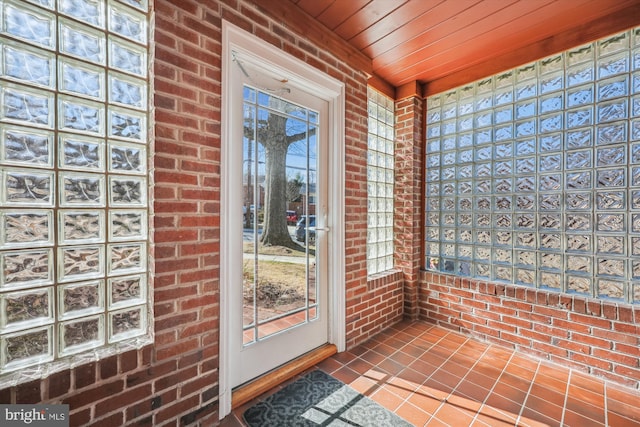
250;0;374;78
424;2;640;96
396;81;423;101
367;74;395;99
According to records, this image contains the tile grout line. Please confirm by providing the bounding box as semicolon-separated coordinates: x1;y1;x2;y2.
347;324;442;422
603;381;608;427
515;357;542;426
370;328;472;425
565;367;614;426
390;326;460;423
427;334;477;421
470;343;520;425
427;334;495;425
560;368;572;426
464;342;506;425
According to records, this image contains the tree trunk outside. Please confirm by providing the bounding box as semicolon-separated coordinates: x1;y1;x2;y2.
260;114;295;247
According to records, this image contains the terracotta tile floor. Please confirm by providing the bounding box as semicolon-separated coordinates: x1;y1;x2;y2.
222;320;640;426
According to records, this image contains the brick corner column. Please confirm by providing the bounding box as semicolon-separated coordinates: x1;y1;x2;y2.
394;83;424;320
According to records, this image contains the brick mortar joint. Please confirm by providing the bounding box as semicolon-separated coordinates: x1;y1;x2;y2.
420;271;636;324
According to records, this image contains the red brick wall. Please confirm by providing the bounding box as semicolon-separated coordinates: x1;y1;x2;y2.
0;1;401;424
394;94;424;320
347;272;405;349
340;79;409;349
342;91;424;350
420;271;640;389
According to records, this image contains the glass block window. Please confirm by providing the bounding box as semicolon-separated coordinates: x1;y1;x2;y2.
425;27;640;303
367;87;394;275
0;0;150;380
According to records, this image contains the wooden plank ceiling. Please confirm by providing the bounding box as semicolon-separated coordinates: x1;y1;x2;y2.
287;0;640;96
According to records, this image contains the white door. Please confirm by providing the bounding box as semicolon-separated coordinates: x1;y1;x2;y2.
227;53;330;388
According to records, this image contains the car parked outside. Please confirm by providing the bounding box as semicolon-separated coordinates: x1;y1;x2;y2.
286;210;298;225
295;215;315;242
243;205;256;222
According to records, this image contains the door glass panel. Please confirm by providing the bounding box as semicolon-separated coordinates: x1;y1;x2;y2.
242;86;318;345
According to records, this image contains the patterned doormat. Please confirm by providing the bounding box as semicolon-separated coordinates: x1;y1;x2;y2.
242;370;413;426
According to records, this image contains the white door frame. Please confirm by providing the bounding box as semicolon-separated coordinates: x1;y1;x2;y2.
219;21;346;419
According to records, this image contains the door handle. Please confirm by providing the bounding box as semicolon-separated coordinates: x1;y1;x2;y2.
315;227;330;232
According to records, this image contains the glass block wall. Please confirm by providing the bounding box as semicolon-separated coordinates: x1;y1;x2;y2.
0;0;150;376
367;87;395;275
425;28;640;303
